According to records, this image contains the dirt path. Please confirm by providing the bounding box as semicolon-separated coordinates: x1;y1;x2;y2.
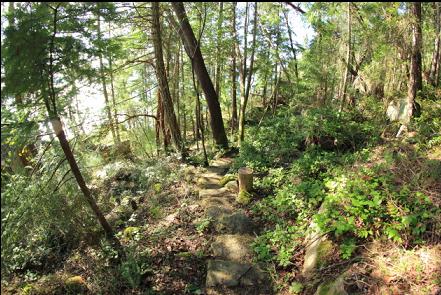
196;157;272;295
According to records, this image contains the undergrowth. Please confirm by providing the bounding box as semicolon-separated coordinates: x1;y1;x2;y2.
233;102;441;281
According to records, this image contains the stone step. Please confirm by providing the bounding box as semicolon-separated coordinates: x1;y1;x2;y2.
206;166;229;175
199;187;231;198
200;197;235;211
215;212;255;235
205;205;234;221
211;234;255;262
200;182;223;190
206;260;268;288
198;175;223;186
210;158;233;169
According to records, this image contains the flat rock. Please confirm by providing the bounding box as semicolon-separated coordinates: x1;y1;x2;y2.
198;175;223;186
211;234;254;262
206;260;251;287
206;166;228;175
199;187;230;198
217;212;254;234
210;158;233;169
200;197;234;209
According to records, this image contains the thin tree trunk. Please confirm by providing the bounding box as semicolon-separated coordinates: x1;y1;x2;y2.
181;46;187;143
171;2;229;148
406;2;423;123
239;2;258;145
215;2;224;98
108;54;121;144
152;2;184;156
413;2;423;92
429;2;440;86
193;70;209;166
231;2;238;132
283;9;299;81
339;2;352;112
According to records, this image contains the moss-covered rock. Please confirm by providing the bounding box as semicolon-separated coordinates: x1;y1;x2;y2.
236;190;251;205
220;174;237;186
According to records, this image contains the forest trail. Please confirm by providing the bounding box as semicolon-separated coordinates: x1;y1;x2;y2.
196;156;272;295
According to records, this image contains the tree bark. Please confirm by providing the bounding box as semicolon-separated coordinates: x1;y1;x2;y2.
407;2;423;123
413;2;423;92
231;2;238;132
215;2;224;99
108;53;121;144
152;2;185;156
239;2;258;145
339;2;352;112
283;9;299;81
429;2;440;86
171;2;229;148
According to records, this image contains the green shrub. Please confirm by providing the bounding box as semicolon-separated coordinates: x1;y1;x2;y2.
233;106;380;173
314;167;439;257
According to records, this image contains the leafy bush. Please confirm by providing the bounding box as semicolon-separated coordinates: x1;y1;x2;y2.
1;174;95;275
315;166;440;256
233;106;380;173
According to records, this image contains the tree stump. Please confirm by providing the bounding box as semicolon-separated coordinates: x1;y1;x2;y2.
238;167;253;192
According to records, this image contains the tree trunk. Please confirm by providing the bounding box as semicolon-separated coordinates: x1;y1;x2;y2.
152;2;184;156
50;118;124;256
283;10;299;81
239;2;258;145
108;53;121;144
413;2;423;92
215;2;224;99
171;2;229;148
429;2;440;86
339;2;352;112
406;2;423;123
231;2;238;132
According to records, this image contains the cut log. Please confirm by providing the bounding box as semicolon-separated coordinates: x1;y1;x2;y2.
238;167;253;192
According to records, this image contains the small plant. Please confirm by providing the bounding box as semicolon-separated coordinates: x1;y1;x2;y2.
340;238;357;259
289;282;304;294
119;255;141;289
195;217;212;233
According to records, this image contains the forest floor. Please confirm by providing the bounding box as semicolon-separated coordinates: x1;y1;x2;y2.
2;143;440;295
2;150;271;295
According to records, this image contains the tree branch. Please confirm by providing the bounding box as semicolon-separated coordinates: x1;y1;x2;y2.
284;2;306;14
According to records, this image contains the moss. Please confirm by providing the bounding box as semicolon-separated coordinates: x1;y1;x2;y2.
21;284;34;295
316;239;335;268
289;281;304;294
236;190;251;205
123;226;140;239
219;174;237;186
